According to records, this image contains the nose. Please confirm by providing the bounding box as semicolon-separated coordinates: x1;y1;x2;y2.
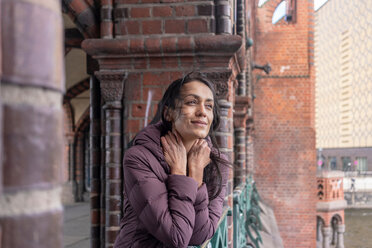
196;104;207;117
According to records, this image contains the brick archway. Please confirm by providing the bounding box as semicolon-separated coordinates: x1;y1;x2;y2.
316;216;325;242
331;214;343;224
63;77;90;103
330;214;344;246
62;0;99;39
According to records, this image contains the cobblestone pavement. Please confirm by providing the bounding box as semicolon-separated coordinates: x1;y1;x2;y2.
63;202;90;248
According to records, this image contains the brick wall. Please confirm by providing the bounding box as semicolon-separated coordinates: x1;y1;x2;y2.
114;1;215;37
252;0;317;247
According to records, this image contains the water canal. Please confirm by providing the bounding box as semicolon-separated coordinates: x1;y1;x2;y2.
344;208;372;248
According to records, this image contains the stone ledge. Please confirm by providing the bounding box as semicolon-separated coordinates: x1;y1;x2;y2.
317;170;345;178
316;200;347;212
82;34;243;58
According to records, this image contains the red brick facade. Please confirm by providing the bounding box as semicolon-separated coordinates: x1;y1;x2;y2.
252;0;317;247
1;0;319;247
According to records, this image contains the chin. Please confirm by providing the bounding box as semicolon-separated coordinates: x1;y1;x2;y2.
183;132;206;140
194;132;208;139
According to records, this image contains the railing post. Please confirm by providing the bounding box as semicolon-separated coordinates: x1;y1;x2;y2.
233;183;247;248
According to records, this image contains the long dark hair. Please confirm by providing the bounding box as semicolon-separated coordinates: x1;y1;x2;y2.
150;73;227;200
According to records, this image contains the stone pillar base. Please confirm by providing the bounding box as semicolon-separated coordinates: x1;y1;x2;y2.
62;181;75;205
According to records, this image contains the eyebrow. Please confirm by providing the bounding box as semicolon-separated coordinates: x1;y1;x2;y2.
183;94;214;102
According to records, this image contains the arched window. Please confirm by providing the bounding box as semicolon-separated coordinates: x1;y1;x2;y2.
316;216;325;242
272;1;286;24
258;0;269;7
314;0;329;11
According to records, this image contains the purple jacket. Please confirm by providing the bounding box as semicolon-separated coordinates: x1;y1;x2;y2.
114;122;229;248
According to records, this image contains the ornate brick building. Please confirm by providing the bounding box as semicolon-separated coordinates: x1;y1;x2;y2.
252;0;317;247
1;0;317;247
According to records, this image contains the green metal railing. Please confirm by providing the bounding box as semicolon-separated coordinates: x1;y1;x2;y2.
197;207;230;248
233;182;248;247
244;178;262;248
196;177;262;248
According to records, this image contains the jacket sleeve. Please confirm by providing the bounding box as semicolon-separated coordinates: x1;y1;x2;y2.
123;146;198;248
188;161;230;245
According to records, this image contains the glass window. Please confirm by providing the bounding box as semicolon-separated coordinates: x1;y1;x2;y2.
314;0;329;11
328;156;337;170
356;157;367;172
342;157;351;171
258;0;269;7
272;1;286;24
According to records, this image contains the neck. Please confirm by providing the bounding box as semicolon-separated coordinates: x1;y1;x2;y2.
182;138;195;153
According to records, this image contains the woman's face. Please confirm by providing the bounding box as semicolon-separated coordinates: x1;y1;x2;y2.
168;80;214;142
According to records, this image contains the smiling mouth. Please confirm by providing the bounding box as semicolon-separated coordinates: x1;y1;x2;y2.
191;121;208;126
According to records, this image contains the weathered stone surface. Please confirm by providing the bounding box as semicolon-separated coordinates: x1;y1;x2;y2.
0;101;3;195
3;104;63;190
0;210;63;248
1;0;64;91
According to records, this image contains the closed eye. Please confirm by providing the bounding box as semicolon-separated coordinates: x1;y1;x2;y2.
185;99;198;105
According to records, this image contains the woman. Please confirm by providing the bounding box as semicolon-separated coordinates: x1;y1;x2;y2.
114;74;230;248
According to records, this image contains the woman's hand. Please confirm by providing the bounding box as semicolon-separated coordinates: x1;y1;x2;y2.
187;139;211;187
161;130;187;176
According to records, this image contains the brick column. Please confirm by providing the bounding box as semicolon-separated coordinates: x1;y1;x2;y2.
101;0;113;38
69;142;75;181
215;0;232;34
245;56;254;175
95;71;126;248
246;116;254;173
203;71;236;247
0;0;64;247
233;96;250;186
75;133;85;201
90;76;102;248
235;0;246;96
218;100;234;247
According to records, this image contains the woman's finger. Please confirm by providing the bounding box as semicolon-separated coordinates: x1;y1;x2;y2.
189;139;199;151
164;132;177;149
171;127;183;144
196;139;205;150
200;140;208;148
161;136;170;151
166;131;178;145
